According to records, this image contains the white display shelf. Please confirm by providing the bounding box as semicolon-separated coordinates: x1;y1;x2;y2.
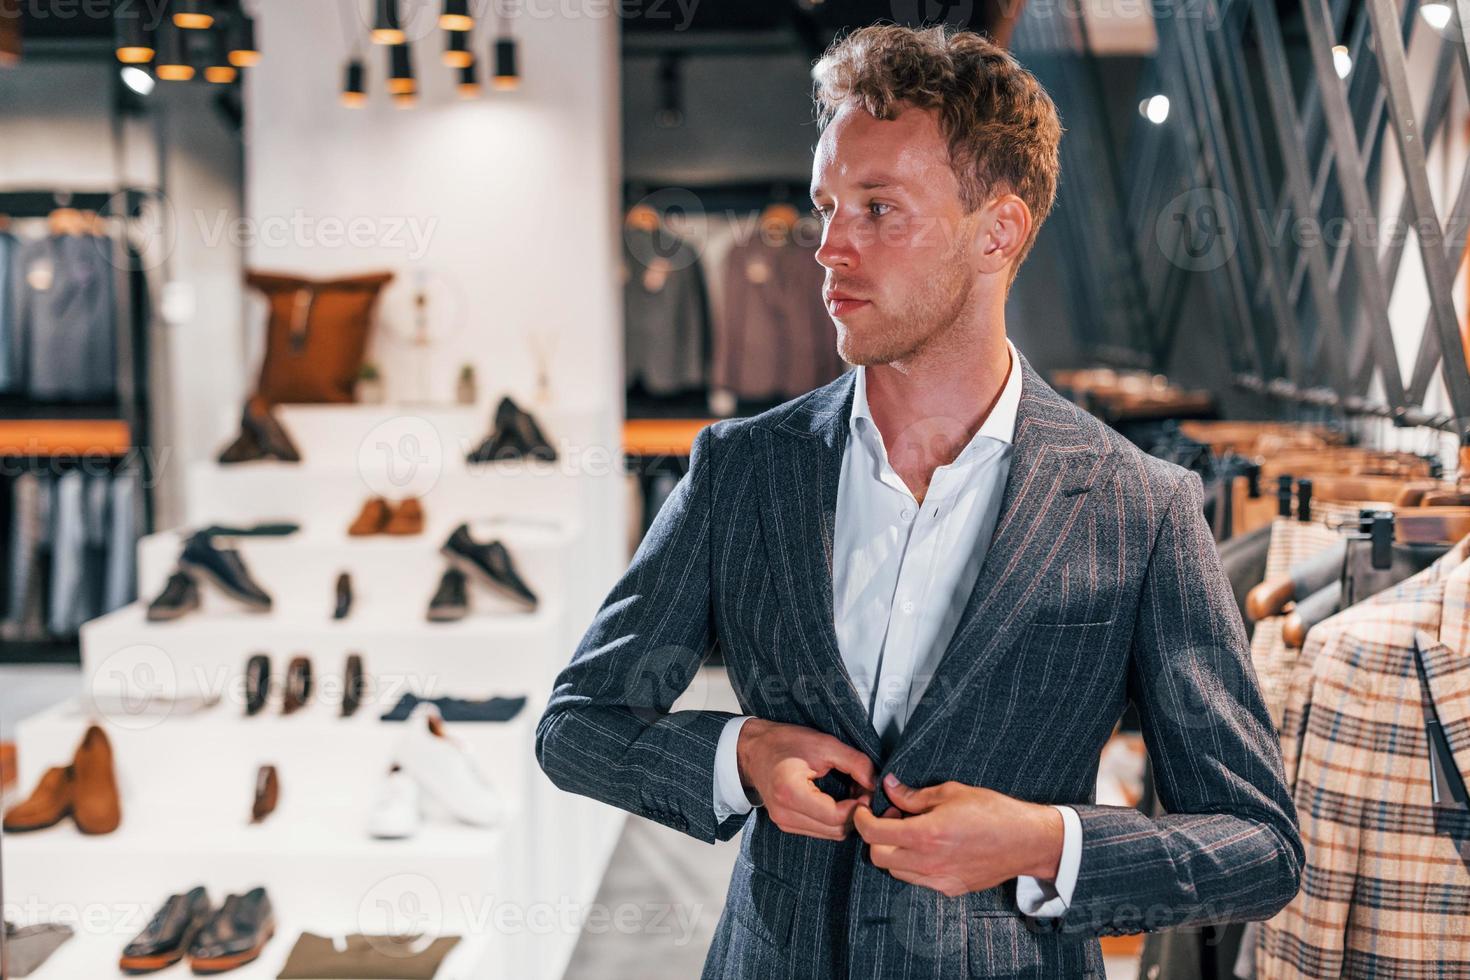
80;601;564;705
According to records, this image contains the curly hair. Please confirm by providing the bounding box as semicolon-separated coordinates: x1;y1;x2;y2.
812;24;1063;278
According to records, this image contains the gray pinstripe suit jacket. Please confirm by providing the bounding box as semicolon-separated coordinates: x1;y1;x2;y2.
536;353;1303;978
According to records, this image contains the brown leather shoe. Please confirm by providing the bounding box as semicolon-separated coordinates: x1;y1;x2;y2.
383;498;424;535
347;498;391;536
250;765;279;824
3;766;73;832
71;725;122;835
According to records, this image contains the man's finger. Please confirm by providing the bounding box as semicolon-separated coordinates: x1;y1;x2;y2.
882;775;944;814
816;739;878;791
783;777;860;827
854;805;931;847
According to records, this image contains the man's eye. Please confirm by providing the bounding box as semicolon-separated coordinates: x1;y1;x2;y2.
868;202;891;217
810;205;830;221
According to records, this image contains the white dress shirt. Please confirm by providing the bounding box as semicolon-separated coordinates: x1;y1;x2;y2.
711;339;1081;917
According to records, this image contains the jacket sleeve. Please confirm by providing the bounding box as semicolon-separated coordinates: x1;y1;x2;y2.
1054;471;1304;936
535;423;748;844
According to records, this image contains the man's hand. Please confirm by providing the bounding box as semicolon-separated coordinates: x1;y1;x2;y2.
854;775;1064;897
736;718;877;841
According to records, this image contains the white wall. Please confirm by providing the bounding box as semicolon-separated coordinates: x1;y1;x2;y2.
242;0;624;439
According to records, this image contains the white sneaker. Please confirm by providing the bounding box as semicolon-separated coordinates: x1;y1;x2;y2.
368;766;422;840
392;704;502;827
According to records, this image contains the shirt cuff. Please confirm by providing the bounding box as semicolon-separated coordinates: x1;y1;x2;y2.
1015;805;1082;918
713;715;758;822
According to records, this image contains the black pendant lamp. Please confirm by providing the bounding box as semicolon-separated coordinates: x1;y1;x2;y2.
227;13;260;67
173;0;214;30
492;35;518;90
155;24;195;80
341;58;367;107
115;6;154;64
457;60;480;98
387;41;415;95
203;24;236;83
444;29;472;68
372;0;405;44
440;0;472;31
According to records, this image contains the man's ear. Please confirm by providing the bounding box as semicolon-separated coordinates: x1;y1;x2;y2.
976;194;1031;278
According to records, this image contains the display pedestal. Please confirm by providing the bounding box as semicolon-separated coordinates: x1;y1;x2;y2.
4;403;628;979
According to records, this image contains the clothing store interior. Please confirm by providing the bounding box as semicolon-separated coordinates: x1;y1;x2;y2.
1;0;1468;977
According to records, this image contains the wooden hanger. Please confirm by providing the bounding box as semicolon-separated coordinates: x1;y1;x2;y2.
624;204;660;232
48;207;81;235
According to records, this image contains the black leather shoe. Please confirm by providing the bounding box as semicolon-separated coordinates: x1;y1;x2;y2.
442;523;537;610
466;396;557;463
244;654;270;717
120;886;213;974
243;399;300;463
427;567;469;622
188;887;274;974
333;572;352;620
179;533;272;612
146;571;200;622
342;653;364;717
217;424;265;465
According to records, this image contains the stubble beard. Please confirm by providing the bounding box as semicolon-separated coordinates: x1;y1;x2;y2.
834;237;977;368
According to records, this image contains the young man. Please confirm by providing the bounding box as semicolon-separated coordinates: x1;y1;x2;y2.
538;23;1301;978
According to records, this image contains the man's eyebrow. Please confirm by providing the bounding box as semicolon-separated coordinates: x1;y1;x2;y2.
810;175;903;200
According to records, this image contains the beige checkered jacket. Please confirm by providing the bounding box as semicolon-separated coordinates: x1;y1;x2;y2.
1257;535;1470;978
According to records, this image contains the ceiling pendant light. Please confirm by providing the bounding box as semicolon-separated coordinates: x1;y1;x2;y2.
227;13;260;67
387;41;415;95
372;0;405;44
457;60;480;98
155;24;195;80
440;0;472;31
341;58;367;107
115;7;154;64
444;29;472;68
173;0;214;30
492;35;518;90
203;25;237;83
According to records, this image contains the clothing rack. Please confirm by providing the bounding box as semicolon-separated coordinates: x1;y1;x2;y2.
0;185;156;530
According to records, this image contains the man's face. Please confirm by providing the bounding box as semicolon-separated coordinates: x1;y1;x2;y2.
811;102;984;366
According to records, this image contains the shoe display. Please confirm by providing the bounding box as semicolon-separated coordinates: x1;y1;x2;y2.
342;654;364;718
283;656;313;715
5;920;75;977
466;396;557;463
347;497;391;536
442;524;538;611
188;886;275;974
276;931;461;980
244;654;271;717
217;398;301;464
119;886;213;975
146;570;201;622
178;532;273;612
2;766;73;833
367;765;421;840
333;571;353;620
71;724;122;834
426;567;469;622
216;424;264;465
383;497;425;535
250;765;279;824
391;703;502;827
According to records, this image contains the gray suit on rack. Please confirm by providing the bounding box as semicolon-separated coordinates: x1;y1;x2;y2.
536;353;1302;978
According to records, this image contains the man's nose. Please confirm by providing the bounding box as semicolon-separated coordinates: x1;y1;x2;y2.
816;215;858;271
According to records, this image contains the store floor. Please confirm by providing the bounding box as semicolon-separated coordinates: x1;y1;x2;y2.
0;666;1138;980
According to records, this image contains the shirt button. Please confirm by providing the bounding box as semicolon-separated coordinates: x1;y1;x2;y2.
901;600;915;614
883;697;902;711
900;508;914;521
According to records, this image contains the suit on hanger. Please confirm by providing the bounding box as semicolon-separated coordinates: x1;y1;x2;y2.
537;352;1302;978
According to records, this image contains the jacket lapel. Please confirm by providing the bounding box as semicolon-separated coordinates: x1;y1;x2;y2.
755;371;886;761
889;357;1117;768
1414;553;1470;796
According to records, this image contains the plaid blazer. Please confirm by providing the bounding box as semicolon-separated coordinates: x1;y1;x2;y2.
538;354;1302;979
1258;535;1470;978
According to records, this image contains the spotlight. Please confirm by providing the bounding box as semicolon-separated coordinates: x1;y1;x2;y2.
115;6;154;63
1332;44;1351;79
492;36;518;90
388;42;415;95
173;0;214;30
121;65;155;95
444;29;473;67
342;58;367;107
1421;1;1452;30
1138;94;1169;124
228;14;260;67
373;0;405;44
457;60;480;98
441;0;472;31
155;25;195;80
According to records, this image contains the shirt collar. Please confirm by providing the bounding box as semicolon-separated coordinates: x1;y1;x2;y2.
850;338;1022;449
